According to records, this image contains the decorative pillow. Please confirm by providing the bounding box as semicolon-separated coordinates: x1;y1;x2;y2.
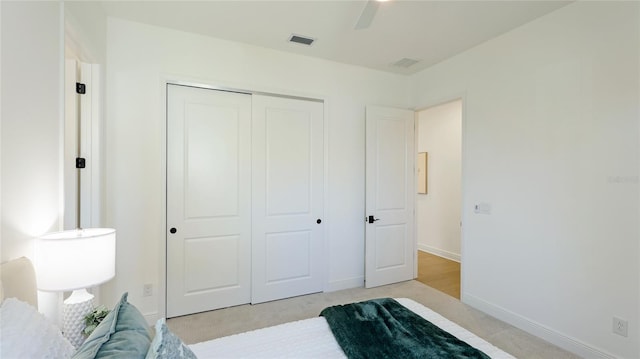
0;297;75;359
146;318;197;359
72;292;152;359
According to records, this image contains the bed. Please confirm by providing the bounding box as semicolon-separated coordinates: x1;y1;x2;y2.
1;257;515;358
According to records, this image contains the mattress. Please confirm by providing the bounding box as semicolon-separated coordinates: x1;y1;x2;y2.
189;298;515;358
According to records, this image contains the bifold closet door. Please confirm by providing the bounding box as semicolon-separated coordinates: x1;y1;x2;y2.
251;95;324;304
166;85;252;318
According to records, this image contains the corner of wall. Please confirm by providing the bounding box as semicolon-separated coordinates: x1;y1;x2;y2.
464;294;616;359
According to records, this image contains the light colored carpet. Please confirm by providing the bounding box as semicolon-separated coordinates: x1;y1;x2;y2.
167;280;579;358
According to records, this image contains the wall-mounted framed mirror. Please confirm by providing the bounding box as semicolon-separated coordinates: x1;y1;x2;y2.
417;152;428;194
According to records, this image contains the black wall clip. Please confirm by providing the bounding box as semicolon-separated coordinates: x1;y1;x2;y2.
76;82;86;94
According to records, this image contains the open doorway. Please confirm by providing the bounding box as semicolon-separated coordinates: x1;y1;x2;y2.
415;99;462;299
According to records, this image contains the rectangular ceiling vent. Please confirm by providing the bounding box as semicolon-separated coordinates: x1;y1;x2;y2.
289;34;315;46
392;58;420;68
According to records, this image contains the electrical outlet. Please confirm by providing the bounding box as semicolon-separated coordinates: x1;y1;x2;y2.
613;317;628;337
143;284;153;297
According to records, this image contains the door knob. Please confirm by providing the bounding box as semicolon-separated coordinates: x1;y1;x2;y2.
170;228;177;234
368;215;380;224
316;219;322;224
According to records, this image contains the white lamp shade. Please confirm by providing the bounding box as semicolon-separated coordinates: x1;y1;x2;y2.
35;228;116;291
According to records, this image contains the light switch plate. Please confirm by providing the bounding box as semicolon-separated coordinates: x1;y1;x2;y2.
474;202;492;214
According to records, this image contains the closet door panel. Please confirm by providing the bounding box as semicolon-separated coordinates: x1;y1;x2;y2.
264;110;311;215
167;85;251;317
252;95;324;304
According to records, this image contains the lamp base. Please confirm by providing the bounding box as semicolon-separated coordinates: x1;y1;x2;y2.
63;289;94;348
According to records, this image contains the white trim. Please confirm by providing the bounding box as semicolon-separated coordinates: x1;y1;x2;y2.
413;113;419;279
322;100;330;293
463;294;615;359
89;64;102;227
158;79;168;321
167;81;323;103
79;62;92;229
458;94;468;301
160;73;327;107
418;246;460;263
63;59;78;230
325;276;364;292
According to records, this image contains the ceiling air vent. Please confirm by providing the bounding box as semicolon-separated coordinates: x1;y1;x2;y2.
392;58;420;68
289;34;315;46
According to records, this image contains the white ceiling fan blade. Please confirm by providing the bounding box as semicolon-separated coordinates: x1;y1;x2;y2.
354;0;380;30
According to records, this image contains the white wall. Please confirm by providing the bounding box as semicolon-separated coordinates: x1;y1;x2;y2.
64;1;107;65
0;1;64;318
411;2;639;358
5;3;635;357
416;100;462;261
1;1;63;260
104;17;410;320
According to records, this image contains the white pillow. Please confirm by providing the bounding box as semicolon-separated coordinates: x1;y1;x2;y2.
0;297;75;358
146;318;197;359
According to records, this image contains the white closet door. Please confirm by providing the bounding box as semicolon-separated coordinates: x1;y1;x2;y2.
167;85;251;317
251;95;324;304
365;106;415;288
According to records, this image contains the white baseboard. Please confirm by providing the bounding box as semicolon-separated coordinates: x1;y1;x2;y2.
418;244;460;262
325;276;364;292
463;294;615;359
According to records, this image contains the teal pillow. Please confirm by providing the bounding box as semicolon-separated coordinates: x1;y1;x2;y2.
146;318;196;359
72;292;152;359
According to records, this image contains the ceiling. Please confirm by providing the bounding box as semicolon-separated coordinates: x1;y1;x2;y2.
99;0;571;75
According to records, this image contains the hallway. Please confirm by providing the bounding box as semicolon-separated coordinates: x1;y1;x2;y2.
416;251;460;299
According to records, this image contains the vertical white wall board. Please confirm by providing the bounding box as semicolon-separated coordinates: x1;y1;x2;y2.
63;63;102;229
89;65;102;228
64;59;78;230
78;63;102;229
104;18;410;317
410;2;639;358
79;64;91;229
416;100;462;261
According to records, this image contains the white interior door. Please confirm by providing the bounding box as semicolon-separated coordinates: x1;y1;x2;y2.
251;95;324;304
167;85;252;317
64;60;102;230
365;106;415;288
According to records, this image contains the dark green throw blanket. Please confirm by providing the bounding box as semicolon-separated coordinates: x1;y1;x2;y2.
320;298;490;359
